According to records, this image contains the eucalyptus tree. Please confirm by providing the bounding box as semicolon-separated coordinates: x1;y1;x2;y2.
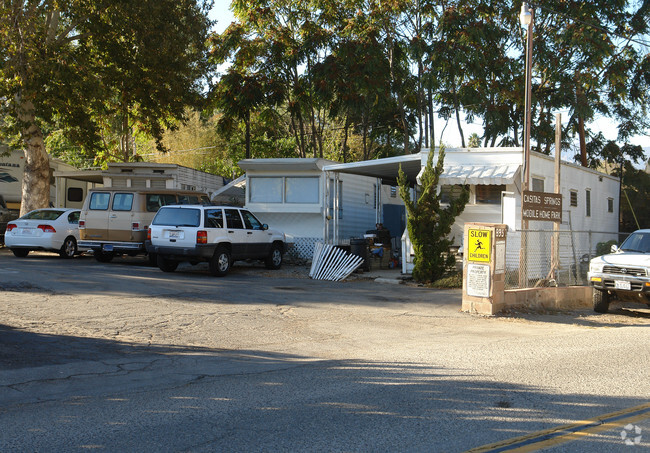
0;0;213;214
529;0;649;164
212;0;335;158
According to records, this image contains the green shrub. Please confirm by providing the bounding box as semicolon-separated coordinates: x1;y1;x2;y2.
398;146;469;284
596;239;618;256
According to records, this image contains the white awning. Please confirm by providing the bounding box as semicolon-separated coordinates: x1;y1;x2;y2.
418;164;521;186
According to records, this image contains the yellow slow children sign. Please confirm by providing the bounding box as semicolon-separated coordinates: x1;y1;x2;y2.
467;229;491;262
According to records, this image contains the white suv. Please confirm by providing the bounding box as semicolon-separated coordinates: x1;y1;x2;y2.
146;205;286;276
588;229;650;313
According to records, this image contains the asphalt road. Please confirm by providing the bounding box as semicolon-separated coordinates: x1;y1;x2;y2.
0;249;648;452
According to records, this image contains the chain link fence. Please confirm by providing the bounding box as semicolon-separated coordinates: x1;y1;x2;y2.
504;229;631;289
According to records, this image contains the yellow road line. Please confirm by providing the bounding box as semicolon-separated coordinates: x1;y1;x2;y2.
466;402;650;452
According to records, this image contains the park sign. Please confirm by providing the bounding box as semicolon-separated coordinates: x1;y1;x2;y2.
522;190;562;222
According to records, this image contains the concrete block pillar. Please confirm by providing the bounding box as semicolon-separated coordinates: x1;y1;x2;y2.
461;223;508;315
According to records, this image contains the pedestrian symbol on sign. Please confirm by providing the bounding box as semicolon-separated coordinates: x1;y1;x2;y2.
467;229;491;262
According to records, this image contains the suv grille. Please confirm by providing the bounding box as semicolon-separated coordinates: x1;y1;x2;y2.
602;265;647;277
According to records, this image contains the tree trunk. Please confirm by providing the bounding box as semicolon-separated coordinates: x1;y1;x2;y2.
452;83;465;148
578;115;587;167
342;117;350;163
17;99;50;215
245;109;251;159
428;88;434;148
388;44;409;154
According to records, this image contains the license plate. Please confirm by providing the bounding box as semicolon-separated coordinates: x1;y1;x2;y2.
168;230;181;239
103;244;114;252
615;280;631;290
20;228;33;235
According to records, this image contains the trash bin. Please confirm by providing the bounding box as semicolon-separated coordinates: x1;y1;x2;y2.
350;238;369;271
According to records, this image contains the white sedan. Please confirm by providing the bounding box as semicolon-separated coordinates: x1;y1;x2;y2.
4;208;81;258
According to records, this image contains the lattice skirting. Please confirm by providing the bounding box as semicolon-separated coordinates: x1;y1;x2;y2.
287;237;321;261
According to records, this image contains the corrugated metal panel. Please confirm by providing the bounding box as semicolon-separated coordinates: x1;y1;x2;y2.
338;174;377;241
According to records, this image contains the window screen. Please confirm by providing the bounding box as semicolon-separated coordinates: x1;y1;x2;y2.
475;185;505;204
585;189;591;217
608;198;614;213
440;185;467;204
250;177;282;203
532;177;544;192
570;190;578;207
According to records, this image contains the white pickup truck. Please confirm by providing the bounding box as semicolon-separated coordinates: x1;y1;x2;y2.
588;229;650;313
146;205;286;276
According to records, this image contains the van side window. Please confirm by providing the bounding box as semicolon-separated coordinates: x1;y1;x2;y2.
146;195;162;212
89;192;111;210
224;209;244;229
112;193;134;211
205;209;223;228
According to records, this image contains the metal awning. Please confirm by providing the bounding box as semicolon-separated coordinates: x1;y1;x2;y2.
323;154;422;185
418;164;521;186
211;174;245;203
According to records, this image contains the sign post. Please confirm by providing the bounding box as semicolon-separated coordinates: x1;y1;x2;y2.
462;223;508;315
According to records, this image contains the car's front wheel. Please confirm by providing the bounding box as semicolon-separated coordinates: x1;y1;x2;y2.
11;248;29;258
593;289;610;313
59;237;77;258
209;246;231;277
157;255;179;273
265;243;283;270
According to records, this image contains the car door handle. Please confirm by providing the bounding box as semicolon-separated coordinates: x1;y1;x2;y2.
247;232;253;235
109;214;117;218
228;230;234;233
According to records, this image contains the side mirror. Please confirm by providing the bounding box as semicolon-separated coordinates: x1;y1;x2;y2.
262;223;269;231
610;244;619;253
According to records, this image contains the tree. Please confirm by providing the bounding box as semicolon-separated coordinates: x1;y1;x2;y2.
619;161;650;231
0;1;213;214
531;1;649;162
398;145;469;283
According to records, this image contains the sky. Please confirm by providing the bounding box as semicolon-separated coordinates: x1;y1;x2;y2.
209;2;647;163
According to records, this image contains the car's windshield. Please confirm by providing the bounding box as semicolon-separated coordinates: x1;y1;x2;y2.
619;232;650;253
21;210;64;221
152;207;201;227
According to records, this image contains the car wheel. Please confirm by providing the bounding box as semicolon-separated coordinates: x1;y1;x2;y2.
59;236;77;258
593;289;610;313
209;246;231;277
94;251;114;263
265;244;283;270
11;248;29;258
157;255;179;272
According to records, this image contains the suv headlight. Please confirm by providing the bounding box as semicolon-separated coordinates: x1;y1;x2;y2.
589;261;604;273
